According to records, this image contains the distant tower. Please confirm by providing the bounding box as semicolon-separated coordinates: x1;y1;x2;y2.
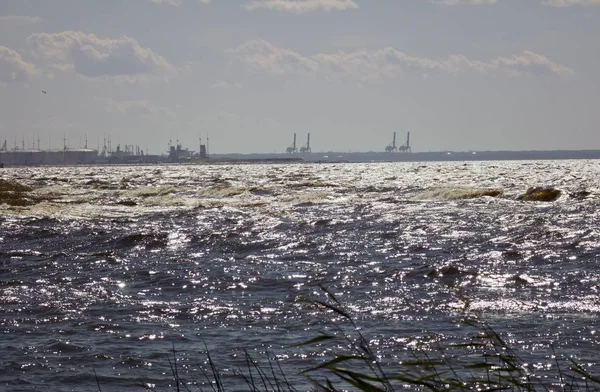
300;133;311;153
199;133;207;158
385;132;397;152
399;131;411;153
286;133;298;153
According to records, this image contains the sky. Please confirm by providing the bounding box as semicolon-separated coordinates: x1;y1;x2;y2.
0;0;599;155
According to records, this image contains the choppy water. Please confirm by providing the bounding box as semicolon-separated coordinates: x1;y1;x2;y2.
1;160;599;391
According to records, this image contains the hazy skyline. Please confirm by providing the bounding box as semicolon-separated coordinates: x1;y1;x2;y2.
1;0;599;155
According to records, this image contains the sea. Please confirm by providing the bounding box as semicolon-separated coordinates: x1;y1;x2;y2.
1;160;599;391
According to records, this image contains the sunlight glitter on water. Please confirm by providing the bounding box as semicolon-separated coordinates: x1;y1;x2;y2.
2;161;600;389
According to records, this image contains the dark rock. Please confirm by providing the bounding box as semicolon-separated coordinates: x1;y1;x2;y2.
519;187;561;202
569;190;590;200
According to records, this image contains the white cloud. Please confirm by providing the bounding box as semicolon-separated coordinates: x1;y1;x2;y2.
228;40;319;74
230;40;574;81
243;0;358;13
0;46;39;84
27;31;177;82
490;50;575;76
0;15;43;24
100;98;177;119
542;0;600;6
212;80;243;89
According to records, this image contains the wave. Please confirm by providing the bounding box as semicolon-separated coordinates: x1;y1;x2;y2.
195;200;270;209
415;187;503;201
131;186;181;197
287;181;340;189
197;185;249;198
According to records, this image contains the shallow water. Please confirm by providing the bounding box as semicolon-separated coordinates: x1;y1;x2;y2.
1;160;599;391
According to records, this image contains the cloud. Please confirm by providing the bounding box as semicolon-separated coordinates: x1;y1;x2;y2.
243;0;358;13
542;0;600;6
27;31;177;82
0;15;43;25
0;46;39;84
100;98;177;119
212;80;243;89
228;40;319;74
229;40;574;81
491;50;575;76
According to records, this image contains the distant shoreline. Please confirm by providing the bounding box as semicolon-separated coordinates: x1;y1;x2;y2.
2;149;600;167
210;149;600;163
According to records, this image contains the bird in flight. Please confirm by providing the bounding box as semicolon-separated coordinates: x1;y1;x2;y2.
42;90;47;94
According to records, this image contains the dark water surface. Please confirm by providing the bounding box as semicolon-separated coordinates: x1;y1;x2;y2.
1;161;599;391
